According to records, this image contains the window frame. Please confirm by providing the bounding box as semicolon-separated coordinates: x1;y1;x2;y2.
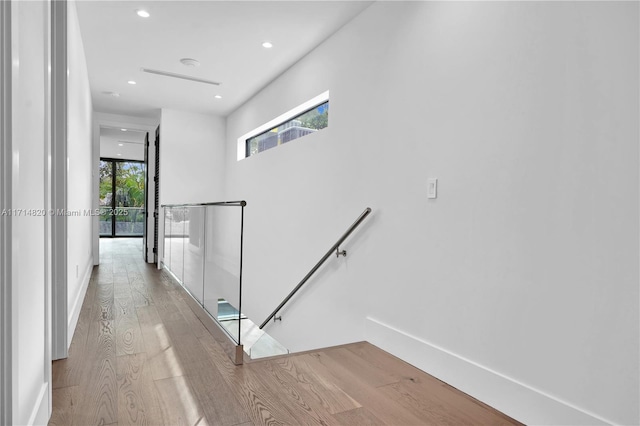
99;157;146;238
237;90;329;160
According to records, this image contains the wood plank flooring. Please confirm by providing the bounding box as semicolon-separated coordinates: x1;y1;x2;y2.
50;238;522;426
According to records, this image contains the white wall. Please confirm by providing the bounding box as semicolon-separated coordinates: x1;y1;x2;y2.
225;2;638;425
159;109;226;204
10;1;51;424
66;0;93;344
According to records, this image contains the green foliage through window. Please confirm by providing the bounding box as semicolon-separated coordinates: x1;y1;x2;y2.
246;101;329;157
99;161;145;207
99;159;145;236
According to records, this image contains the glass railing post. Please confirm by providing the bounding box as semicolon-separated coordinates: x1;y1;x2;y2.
180;207;185;284
238;203;244;347
163;207;170;271
202;206;207;311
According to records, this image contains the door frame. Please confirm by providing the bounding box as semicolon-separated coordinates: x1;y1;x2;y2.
93;117;156;264
143;132;150;262
51;0;68;361
0;0;12;422
153;126;160;264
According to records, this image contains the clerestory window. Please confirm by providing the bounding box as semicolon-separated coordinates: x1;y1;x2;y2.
238;91;329;160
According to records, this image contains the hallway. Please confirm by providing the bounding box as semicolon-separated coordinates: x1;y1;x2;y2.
49;238;520;425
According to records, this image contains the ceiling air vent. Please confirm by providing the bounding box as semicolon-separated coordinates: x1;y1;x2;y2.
140;68;220;86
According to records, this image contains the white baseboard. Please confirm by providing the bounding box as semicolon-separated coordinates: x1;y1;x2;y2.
27;382;49;426
67;259;92;345
365;317;611;426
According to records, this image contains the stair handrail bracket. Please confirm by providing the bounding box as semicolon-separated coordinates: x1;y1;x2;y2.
259;207;372;330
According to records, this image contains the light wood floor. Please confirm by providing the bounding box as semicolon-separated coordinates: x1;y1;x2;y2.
50;238;521;426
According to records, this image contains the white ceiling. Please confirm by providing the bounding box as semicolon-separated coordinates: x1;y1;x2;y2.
76;1;372;119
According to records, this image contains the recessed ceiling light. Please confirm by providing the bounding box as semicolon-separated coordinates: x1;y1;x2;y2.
214;95;222;99
117;153;122;156
262;41;273;49
136;10;150;18
127;80;137;85
118;143;124;147
180;58;200;67
121;128;127;131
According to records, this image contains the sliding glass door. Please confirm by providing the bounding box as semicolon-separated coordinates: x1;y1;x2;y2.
99;159;145;237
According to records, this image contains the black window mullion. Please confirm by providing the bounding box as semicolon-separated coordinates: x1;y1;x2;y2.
111;160;116;237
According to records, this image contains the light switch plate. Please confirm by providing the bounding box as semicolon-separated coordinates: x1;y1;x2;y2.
427;178;437;199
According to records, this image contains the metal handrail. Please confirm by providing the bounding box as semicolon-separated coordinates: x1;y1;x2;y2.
259;207;372;329
161;200;246;208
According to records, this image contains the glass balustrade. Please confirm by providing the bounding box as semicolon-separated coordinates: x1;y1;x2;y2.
115;206;145;236
183;206;204;303
162;203;369;361
163;208;171;273
203;205;243;345
166;207;185;283
162;202;245;347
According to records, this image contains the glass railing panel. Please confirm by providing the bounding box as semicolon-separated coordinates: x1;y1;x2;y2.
99;207;111;236
115;206;145;236
163;207;171;271
203;205;243;345
167;207;185;282
182;206;204;303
